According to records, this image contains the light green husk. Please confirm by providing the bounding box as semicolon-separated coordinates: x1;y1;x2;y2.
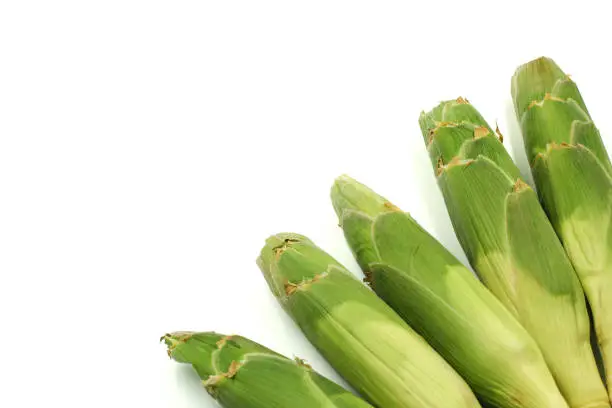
162;331;374;408
419;98;610;408
331;174;568;408
257;233;480;408
513;57;612;401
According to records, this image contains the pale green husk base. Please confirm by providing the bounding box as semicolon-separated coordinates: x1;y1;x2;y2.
331;175;569;408
420;97;609;408
257;233;480;408
513;57;612;403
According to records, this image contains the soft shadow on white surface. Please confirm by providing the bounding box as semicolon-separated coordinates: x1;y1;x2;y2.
404;135;472;268
503;100;536;187
173;365;216;408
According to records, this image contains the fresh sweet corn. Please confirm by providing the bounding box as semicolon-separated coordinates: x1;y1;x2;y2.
257;233;480;408
513;57;612;401
331;174;568;408
162;331;374;407
419;98;609;408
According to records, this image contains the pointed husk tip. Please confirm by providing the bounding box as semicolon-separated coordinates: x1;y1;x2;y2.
257;232;322;299
419;98;462;142
331;175;393;220
161;331;227;366
512;56;566;116
419;97;480;140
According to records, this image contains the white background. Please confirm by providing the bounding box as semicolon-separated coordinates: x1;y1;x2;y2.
1;1;611;407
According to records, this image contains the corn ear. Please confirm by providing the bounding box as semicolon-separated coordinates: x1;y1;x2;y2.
257;233;481;408
513;57;612;400
331;174;568;408
162;331;374;407
419;98;610;408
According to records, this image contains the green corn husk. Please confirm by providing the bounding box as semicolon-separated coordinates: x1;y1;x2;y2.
331;174;568;408
513;57;612;400
257;233;481;408
419;98;610;408
162;331;374;408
